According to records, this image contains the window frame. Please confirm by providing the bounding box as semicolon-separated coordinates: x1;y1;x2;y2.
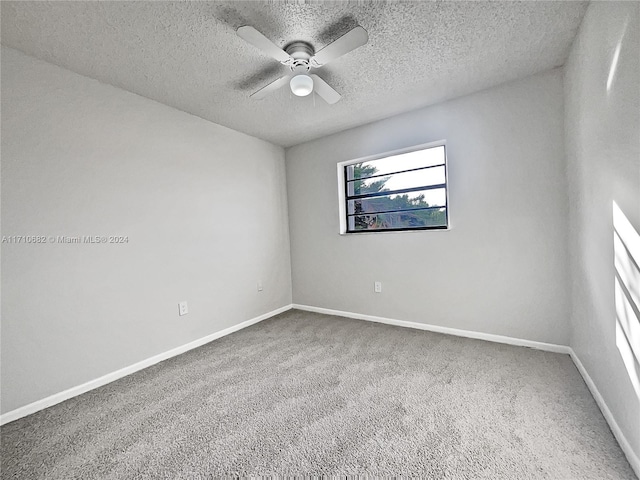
337;140;450;234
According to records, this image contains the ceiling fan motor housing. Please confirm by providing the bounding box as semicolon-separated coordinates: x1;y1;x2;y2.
285;41;314;72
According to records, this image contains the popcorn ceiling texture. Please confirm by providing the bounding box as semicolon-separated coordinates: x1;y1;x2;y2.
1;1;587;147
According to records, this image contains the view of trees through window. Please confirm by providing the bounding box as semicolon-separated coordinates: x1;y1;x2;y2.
345;145;448;232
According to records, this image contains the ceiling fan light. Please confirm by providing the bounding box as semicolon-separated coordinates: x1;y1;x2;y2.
290;74;313;96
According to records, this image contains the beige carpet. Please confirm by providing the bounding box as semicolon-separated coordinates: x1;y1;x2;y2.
1;309;636;478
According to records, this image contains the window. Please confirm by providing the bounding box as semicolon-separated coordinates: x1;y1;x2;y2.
339;142;449;233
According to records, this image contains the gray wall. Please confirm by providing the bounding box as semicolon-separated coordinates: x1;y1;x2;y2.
564;1;640;461
1;47;292;413
286;69;570;345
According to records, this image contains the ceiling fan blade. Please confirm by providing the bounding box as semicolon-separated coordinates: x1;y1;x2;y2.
310;75;341;104
250;75;291;100
311;26;368;67
237;26;291;63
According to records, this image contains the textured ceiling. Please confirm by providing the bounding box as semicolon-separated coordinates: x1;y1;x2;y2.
1;1;588;147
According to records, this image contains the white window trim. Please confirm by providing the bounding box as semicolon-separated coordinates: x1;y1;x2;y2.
337;140;450;235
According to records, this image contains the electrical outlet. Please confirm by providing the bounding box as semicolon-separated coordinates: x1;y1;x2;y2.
257;281;263;292
178;301;188;316
374;281;382;293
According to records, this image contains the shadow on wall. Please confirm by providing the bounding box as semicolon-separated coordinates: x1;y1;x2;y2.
613;201;640;401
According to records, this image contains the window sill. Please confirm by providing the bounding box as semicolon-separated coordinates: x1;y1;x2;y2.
339;225;452;235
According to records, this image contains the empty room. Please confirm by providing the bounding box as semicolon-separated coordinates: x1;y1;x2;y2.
1;1;639;478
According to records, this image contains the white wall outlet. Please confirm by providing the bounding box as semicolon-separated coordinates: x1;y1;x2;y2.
178;301;188;316
257;281;263;292
374;281;382;293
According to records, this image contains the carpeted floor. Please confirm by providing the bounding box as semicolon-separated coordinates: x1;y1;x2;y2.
1;309;636;479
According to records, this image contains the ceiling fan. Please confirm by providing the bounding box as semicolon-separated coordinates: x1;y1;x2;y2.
237;25;368;104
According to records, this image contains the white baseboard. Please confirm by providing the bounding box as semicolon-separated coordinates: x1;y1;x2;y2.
0;304;293;426
569;350;640;478
292;304;571;354
293;303;639;477
4;303;638;478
